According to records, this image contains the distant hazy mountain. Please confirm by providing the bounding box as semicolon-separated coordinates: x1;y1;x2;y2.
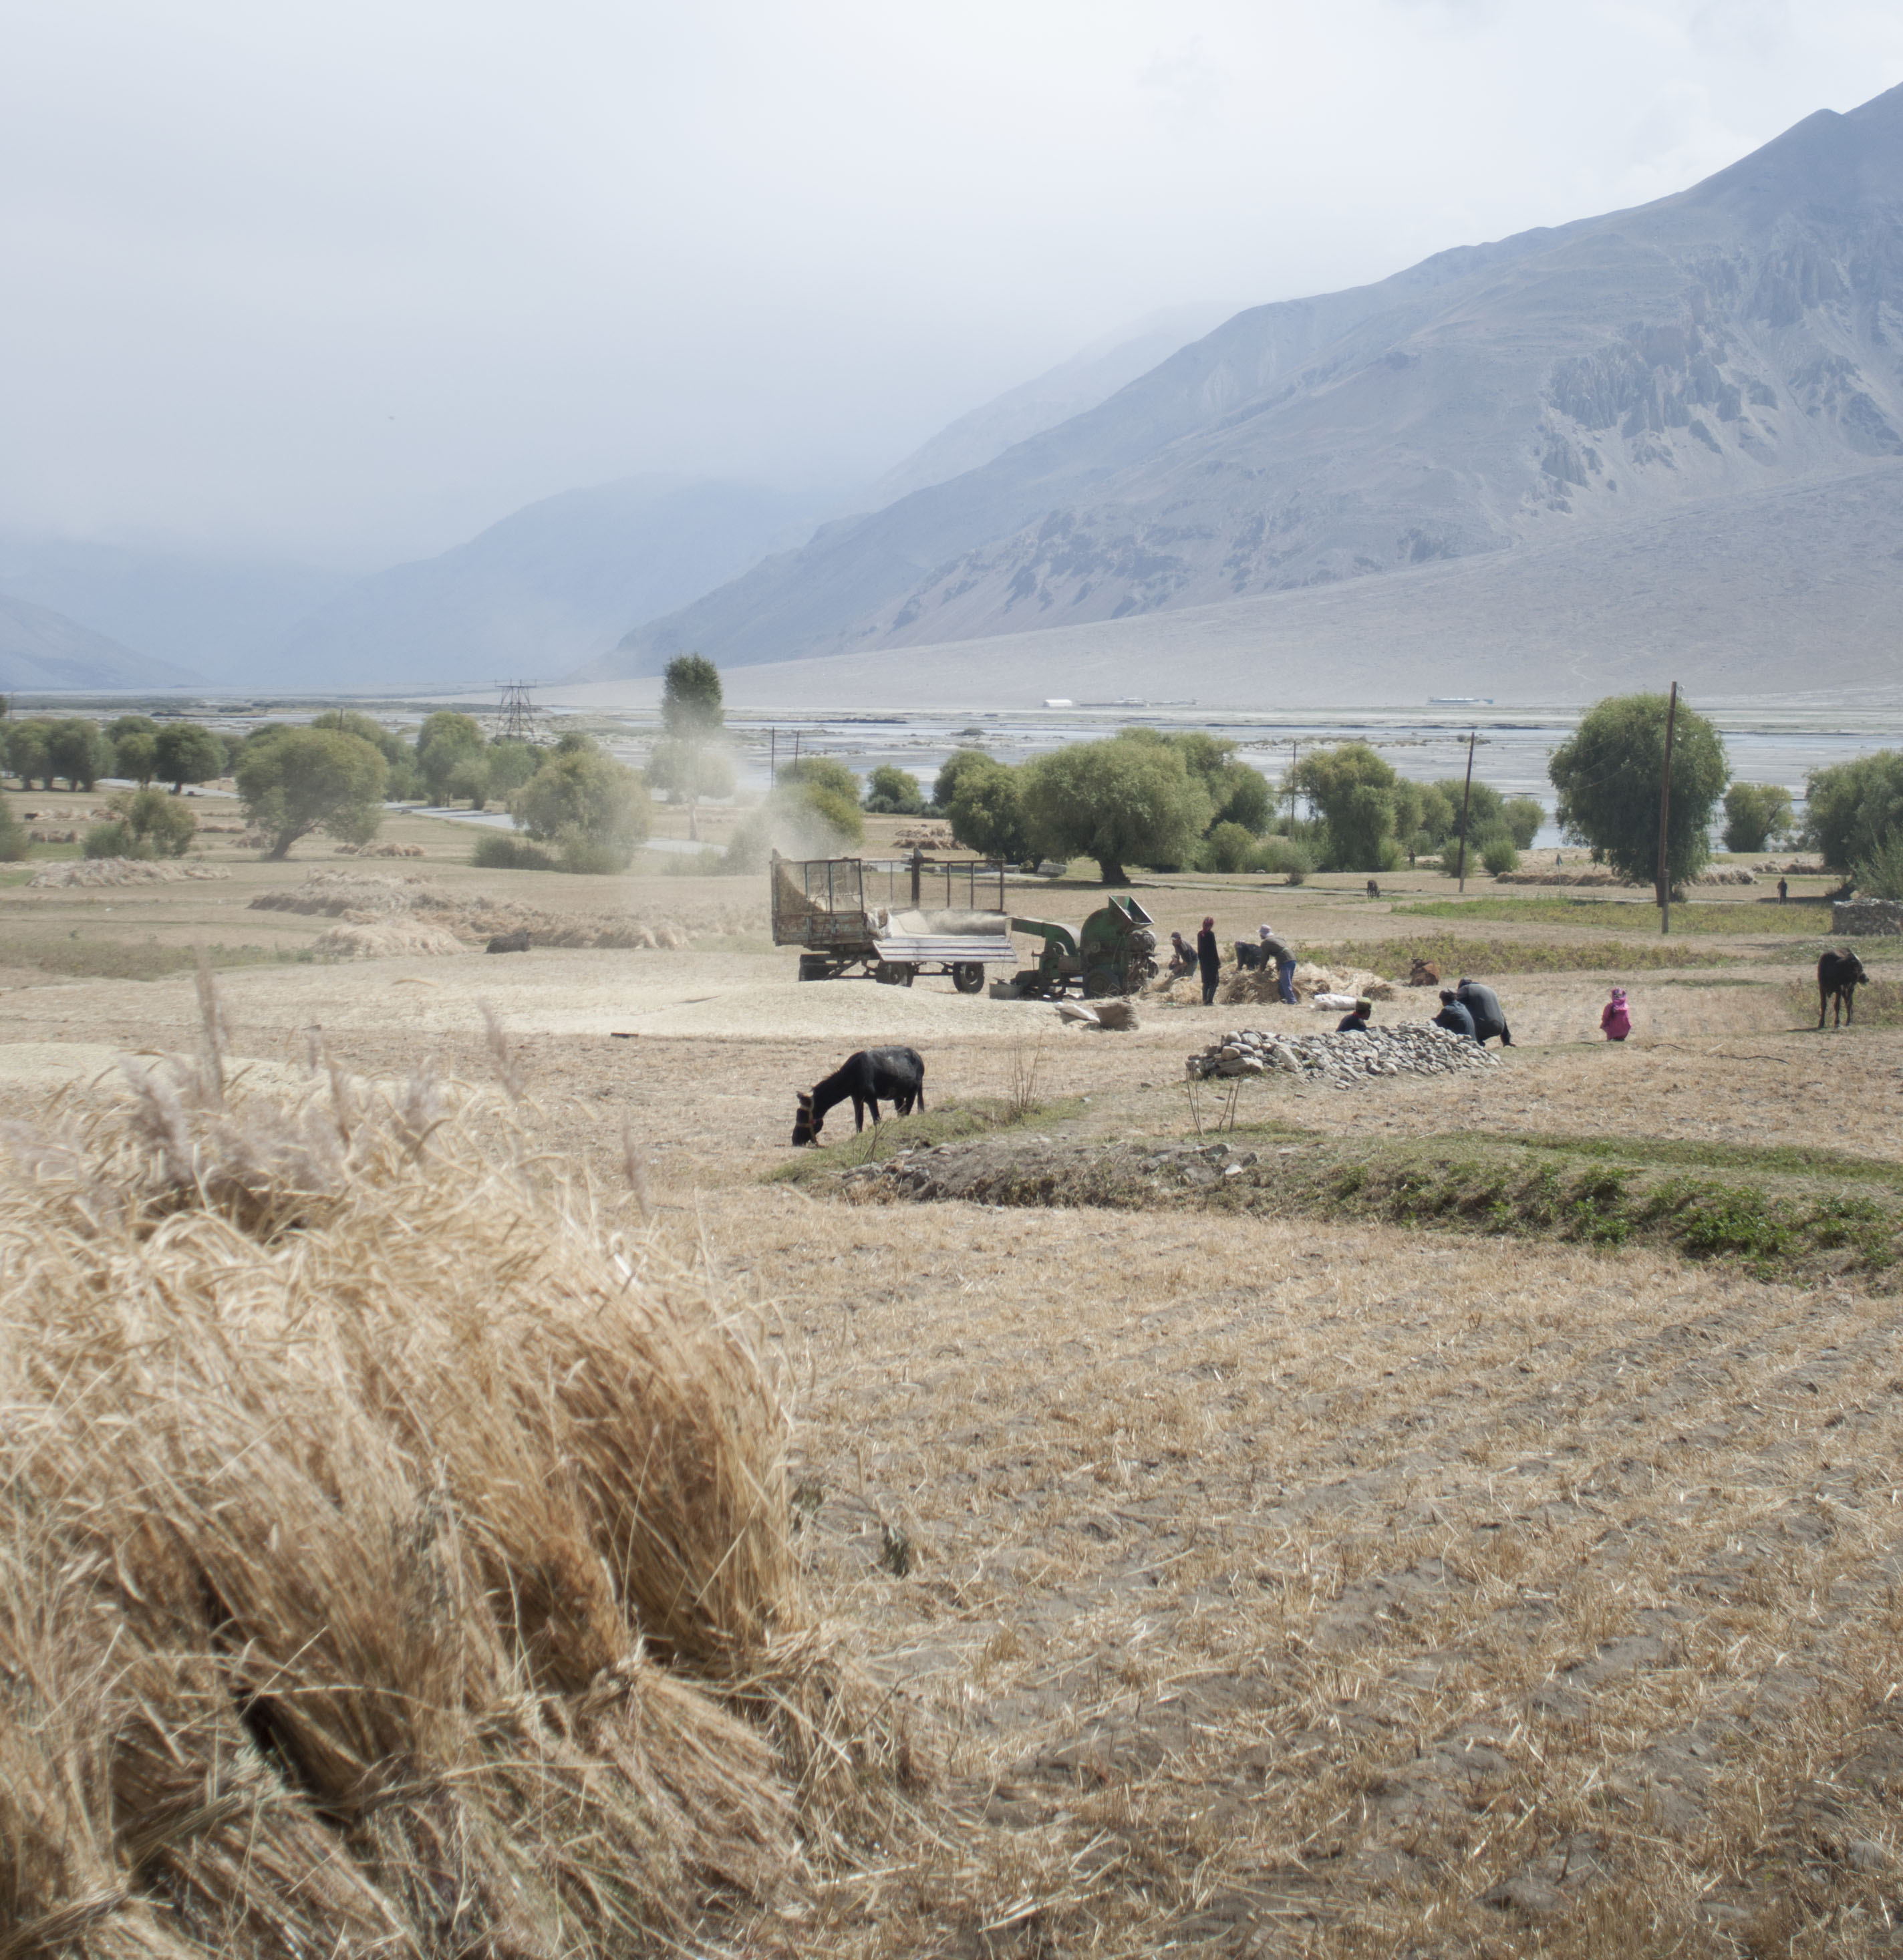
0;594;200;692
269;476;840;691
0;536;347;686
868;304;1237;505
601;82;1903;680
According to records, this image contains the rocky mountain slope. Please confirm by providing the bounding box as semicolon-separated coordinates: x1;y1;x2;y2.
0;594;200;692
599;82;1903;680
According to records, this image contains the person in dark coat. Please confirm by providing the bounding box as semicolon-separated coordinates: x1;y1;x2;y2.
1433;990;1477;1040
1455;977;1512;1045
1336;998;1373;1032
1196;916;1221;1005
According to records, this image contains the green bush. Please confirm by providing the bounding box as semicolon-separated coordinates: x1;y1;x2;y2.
0;794;25;862
511;746;651;873
1853;833;1903;901
1501;796;1545;849
471;832;556;871
863;764;925;815
84;821;145;860
777;755;861;803
1480;833;1520;876
108;789;196;857
1201;820;1258;873
1252;835;1314;882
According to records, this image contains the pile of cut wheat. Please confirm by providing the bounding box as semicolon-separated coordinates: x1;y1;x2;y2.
311;918;467;958
0;986;906;1956
27;857;231;887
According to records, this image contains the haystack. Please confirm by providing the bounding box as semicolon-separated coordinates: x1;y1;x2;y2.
27;858;230;888
0;989;906;1956
311;918;467;958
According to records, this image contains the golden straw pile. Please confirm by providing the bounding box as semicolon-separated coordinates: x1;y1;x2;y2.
0;981;903;1957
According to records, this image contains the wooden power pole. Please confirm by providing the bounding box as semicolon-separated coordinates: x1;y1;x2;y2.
1456;730;1477;892
1656;681;1680;935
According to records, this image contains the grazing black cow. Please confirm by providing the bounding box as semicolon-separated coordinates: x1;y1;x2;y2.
1817;948;1868;1028
792;1046;926;1145
1365;879;1381;899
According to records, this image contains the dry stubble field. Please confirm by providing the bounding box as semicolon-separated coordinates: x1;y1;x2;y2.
5;798;1903;1954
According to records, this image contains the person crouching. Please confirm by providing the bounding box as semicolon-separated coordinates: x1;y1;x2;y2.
1336;997;1373;1032
1601;987;1632;1042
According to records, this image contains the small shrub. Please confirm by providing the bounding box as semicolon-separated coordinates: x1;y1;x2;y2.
472;831;557;871
83;821;148;860
1201;820;1259;873
1481;834;1520;876
1252;835;1314;883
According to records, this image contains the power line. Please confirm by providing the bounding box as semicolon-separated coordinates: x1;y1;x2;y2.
496;680;542;744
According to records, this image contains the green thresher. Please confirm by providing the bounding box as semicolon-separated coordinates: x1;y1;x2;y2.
1008;896;1159;998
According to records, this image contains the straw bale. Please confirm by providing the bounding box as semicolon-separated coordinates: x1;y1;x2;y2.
311;918;468;959
0;998;900;1955
26;858;230;888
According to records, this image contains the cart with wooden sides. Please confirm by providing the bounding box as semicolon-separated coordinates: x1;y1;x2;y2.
770;851;1018;991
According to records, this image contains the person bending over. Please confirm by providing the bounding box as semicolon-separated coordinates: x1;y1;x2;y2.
1455;976;1512;1046
1434;990;1477;1040
1258;925;1298;1006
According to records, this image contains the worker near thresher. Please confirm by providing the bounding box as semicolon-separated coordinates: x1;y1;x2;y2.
1196;916;1221;1006
1168;930;1196;976
1434;990;1478;1040
1454;976;1513;1046
1258;924;1298;1006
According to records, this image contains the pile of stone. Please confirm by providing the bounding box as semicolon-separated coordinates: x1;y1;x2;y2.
1186;1022;1500;1087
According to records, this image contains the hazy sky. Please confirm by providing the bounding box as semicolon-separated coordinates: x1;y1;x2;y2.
5;0;1902;567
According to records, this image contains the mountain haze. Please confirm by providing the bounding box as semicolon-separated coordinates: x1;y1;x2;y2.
0;595;201;692
269;477;839;692
597;83;1903;682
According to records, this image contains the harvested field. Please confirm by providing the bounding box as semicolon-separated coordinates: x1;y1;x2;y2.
5;826;1903;1953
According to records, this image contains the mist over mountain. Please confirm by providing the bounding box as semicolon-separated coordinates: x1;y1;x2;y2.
598;83;1903;686
0;593;200;692
0;535;348;685
260;477;844;692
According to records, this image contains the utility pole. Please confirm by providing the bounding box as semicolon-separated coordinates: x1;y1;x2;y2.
1456;730;1477;892
769;728;776;787
496;680;541;744
1656;680;1680;935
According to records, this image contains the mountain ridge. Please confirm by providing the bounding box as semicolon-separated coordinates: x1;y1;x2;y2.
595;82;1903;682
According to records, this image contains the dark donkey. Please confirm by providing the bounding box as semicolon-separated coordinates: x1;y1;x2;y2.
1817;948;1869;1028
792;1046;926;1145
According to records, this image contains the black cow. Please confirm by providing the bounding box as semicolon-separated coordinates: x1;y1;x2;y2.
1817;948;1868;1028
792;1046;926;1145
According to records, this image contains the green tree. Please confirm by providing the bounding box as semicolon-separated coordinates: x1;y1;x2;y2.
416;712;486;803
933;747;995;812
237;728;388;859
1548;693;1729;896
445;754;492;808
154;723;224;795
47;719;111;791
777;754;860;804
1501;796;1545;850
1722;782;1794;855
1430;776;1505;854
1020;738;1211;885
114;730;159;786
311;710;420;799
5;720;53;791
1120;729;1270;835
108;788;197;857
484;738;541;803
511;746;651;873
1799;753;1903;870
1290;743;1402;871
862;763;925;815
660;654;724;840
943;754;1029;861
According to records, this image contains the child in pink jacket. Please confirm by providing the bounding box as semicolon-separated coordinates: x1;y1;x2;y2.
1601;987;1632;1041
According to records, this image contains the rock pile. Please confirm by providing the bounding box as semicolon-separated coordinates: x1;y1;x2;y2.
1186;1023;1499;1087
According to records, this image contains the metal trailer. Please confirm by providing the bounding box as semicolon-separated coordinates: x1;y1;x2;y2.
770;851;1018;991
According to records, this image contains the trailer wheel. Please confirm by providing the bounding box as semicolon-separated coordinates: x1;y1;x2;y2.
952;962;984;994
798;955;833;982
874;960;917;986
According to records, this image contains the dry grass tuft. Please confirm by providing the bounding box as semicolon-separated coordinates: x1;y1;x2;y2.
0;985;908;1955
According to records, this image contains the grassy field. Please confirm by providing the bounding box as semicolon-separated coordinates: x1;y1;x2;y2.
3;795;1903;1951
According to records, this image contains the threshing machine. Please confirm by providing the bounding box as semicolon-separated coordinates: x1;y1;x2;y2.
1006;895;1158;998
